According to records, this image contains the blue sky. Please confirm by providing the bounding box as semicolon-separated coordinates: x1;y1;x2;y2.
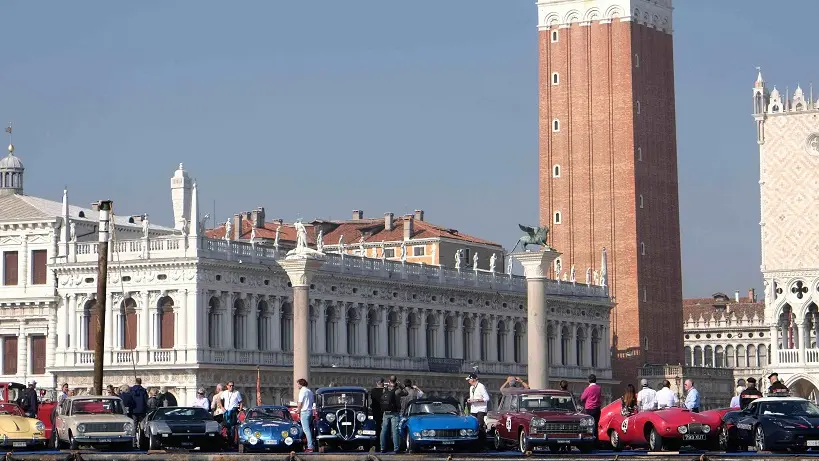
0;0;812;297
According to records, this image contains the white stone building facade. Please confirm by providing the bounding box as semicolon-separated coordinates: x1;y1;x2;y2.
0;156;615;405
754;71;819;400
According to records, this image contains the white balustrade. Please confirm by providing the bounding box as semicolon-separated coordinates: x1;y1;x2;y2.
778;348;799;364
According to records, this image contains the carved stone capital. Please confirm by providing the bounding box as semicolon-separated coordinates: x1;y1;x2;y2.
279;257;325;288
510;249;562;280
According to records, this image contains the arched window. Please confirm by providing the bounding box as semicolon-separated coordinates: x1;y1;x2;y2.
553;165;561;178
590;329;599;367
480;319;490;361
636;100;641;114
552;119;560;132
551;30;558;43
639;194;644;209
554;211;562;224
715;345;724;368
462;317;473;361
280;302;293;352
425;314;437;357
684;346;692;366
257;300;269;350
325;307;337;353
640;242;646;255
637;146;643;161
387;311;399;356
576;328;586;366
552;72;559;85
736;345;747;368
407;313;419;357
346;308;358;355
704;345;713;367
445;315;456;359
158;296;175;349
560;326;570;366
513;323;524;364
497;321;506;362
547;324;555;363
725;345;735;368
759;344;768;365
120;297;138;350
233;298;245;350
747;344;757;368
207;297;219;348
693;346;702;366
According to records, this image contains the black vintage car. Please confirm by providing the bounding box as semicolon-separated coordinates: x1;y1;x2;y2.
725;397;819;452
314;386;377;451
137;406;222;451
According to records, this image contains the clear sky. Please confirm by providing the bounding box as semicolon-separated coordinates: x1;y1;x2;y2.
0;0;813;297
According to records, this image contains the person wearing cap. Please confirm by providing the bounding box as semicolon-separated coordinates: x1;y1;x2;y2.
194;388;210;411
22;380;38;418
466;373;490;440
767;373;789;395
579;374;602;433
637;378;658;411
656;380;678;409
683;379;700;412
740;377;763;408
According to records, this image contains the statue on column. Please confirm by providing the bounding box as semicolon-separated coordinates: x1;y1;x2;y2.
359;236;366;257
316;229;324;253
400;240;407;263
250;227;256;245
454;249;462;269
338;234;345;254
181;218;189;236
143;215;150;238
380;240;386;261
593;270;600;285
506;256;513;276
489;253;497;273
224;218;232;241
69;222;76;242
585;268;591;285
294;220;308;249
473;252;479;271
570;265;576;283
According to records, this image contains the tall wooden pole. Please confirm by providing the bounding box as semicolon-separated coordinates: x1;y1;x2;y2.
93;200;113;395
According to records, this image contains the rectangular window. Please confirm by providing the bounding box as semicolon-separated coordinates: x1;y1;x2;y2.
30;336;46;375
31;249;47;285
413;246;425;256
3;336;17;375
384;248;395;258
3;251;18;286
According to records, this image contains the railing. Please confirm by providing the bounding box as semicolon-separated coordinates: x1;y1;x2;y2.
778;349;799;364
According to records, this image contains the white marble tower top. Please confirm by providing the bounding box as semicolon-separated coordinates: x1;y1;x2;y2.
536;0;673;33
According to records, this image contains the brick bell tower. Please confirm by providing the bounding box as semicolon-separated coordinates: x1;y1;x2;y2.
536;0;683;383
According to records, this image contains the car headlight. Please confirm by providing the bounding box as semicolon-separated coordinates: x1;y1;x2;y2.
773;421;795;429
532;417;546;427
34;421;45;432
421;429;436;437
356;412;366;422
702;425;711;434
290;426;300;436
243;427;253;437
459;429;467;436
326;413;336;423
579;417;594;427
77;424;86;433
677;425;688;434
205;421;220;433
123;422;134;434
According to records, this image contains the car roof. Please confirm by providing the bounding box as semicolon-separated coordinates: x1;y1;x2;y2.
69;395;122;401
501;388;572;397
316;386;367;394
751;397;807;403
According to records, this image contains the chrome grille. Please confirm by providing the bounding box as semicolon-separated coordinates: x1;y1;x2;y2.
83;422;125;433
430;429;460;438
534;422;581;434
687;423;704;434
336;409;357;440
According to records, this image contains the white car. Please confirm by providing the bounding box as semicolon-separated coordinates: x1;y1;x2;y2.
52;395;135;450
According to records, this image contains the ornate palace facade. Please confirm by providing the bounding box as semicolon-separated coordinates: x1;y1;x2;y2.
0;155;615;405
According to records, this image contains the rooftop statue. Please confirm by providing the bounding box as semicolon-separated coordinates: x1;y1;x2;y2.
514;224;551;252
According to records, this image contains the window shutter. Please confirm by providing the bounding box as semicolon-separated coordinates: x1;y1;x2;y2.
31;336;46;375
3;252;18;285
31;250;47;285
3;337;17;375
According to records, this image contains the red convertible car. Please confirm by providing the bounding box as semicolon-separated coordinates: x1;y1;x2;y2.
598;400;720;451
488;389;596;453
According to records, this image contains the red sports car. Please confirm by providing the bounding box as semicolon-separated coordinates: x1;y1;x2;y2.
598;400;720;451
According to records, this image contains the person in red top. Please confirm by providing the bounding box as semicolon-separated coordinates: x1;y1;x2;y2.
579;374;602;437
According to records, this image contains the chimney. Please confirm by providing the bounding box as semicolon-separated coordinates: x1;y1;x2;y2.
385;213;394;231
414;209;424;221
734;290;740;303
250;207;265;228
352;210;363;220
404;214;414;241
749;288;756;303
233;214;242;240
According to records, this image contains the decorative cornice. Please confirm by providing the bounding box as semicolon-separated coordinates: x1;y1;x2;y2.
536;0;673;34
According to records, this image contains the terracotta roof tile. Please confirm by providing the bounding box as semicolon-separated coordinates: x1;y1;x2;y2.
683;296;764;320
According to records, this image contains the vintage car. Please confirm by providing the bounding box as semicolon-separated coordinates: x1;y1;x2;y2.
237;405;303;453
52;395;135;450
489;389;595;453
138;406;222;451
598;400;719;451
721;397;819;452
698;407;742;451
399;397;478;453
0;402;48;449
0;382;57;443
314;386;377;451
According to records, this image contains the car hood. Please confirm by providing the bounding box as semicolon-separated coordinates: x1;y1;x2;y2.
763;414;819;428
407;415;478;430
650;408;717;426
70;414;133;424
0;416;41;434
242;419;298;436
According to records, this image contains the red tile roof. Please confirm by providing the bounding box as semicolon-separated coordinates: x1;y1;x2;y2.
683;296;764;320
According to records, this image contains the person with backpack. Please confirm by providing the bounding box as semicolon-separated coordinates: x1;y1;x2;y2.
379;377;407;453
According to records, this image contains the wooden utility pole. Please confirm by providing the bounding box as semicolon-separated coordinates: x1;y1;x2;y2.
92;200;113;395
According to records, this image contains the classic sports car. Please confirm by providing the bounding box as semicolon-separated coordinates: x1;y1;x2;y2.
399;397;478;453
315;386;377;451
138;406;222;451
52;395;135;450
598;400;719;451
723;397;819;452
237;406;303;453
699;408;744;451
0;403;48;449
0;382;56;443
489;389;595;453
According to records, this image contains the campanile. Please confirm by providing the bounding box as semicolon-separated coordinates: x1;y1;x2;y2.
536;0;683;383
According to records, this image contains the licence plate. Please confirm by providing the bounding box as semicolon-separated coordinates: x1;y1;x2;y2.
683;434;706;441
362;430;376;435
442;441;454;445
12;442;25;448
99;438;112;443
807;440;819;447
265;440;278;445
556;440;571;444
341;422;352;426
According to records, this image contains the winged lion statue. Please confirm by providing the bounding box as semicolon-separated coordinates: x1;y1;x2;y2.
512;224;551;252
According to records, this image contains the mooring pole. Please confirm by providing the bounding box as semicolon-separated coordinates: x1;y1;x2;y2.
92;200;113;395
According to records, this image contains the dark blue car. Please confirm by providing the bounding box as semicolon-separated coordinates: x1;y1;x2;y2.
314;386;377;451
726;397;819;452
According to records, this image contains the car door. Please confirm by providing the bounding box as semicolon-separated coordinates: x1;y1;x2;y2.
55;401;69;440
734;401;758;445
490;395;509;440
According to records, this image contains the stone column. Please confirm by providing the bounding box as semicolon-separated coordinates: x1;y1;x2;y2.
47;308;57;372
396;308;408;357
357;304;368;356
315;300;327;354
280;255;324;403
770;326;779;365
504;318;515;364
247;294;258;352
271;297;282;352
104;292;114;364
470;315;481;360
179;289;188;353
487;316;498;362
139;291;150;364
800;322;809;365
378;305;388;356
17;324;27;379
511;249;560;390
454;312;464;359
417;310;427;357
338;302;348;354
67;295;76;365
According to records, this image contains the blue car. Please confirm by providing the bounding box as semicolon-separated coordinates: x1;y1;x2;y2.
237;406;303;453
400;397;479;453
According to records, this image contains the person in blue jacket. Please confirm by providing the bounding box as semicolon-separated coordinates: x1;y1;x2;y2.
129;377;149;423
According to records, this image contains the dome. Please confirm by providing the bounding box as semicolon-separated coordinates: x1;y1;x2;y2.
0;152;23;170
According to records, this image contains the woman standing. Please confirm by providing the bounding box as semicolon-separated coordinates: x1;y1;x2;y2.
296;379;315;453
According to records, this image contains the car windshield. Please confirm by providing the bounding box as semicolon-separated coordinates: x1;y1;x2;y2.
760;400;819;417
0;404;22;416
408;402;459;416
153;407;212;421
320;392;365;407
72;399;124;415
519;394;576;412
247;408;290;420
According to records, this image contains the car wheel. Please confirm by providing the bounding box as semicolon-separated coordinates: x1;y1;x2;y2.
494;430;503;451
406;433;417;454
51;428;61;449
68;431;78;450
148;432;160;451
755;426;766;452
238;443;245;453
648;427;662;451
518;429;531;454
610;430;623;451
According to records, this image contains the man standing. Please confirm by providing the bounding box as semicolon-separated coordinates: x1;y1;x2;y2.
656;380;679;409
579;374;602;432
499;376;530;391
21;381;38;418
370;378;385;452
466;373;490;441
767;373;789;396
194;388;210;411
296;379;315;453
400;379;424;414
683;379;700;413
130;378;149;423
57;383;70;405
379;377;407;453
740;377;763;408
221;381;243;444
637;379;658;411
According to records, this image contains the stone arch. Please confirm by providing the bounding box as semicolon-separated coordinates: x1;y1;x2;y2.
583;7;601;21
496;320;507;362
543;12;559;26
590;327;600;367
120;297;138;350
233;298;247;349
604;5;624;19
157;295;175;349
461;316;474;361
563;9;580;23
786;374;819;402
425;313;438;357
444;314;457;359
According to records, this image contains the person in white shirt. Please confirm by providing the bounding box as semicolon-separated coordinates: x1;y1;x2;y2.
57;383;70;404
655;380;679;409
296;378;316;453
636;379;658;411
220;381;242;444
194;388;210;411
466;373;490;440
